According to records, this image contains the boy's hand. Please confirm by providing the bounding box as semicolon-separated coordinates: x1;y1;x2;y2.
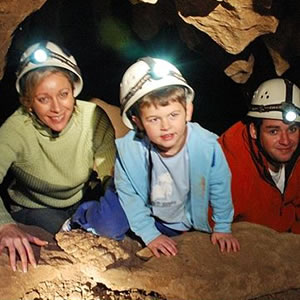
211;232;240;253
147;234;177;258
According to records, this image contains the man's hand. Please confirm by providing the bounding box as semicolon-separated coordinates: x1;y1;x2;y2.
0;223;48;272
211;232;240;253
147;234;178;258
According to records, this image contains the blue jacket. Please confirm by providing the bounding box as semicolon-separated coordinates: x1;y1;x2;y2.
115;122;234;244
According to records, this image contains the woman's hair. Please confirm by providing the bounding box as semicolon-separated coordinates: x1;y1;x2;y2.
19;67;77;110
128;86;187;120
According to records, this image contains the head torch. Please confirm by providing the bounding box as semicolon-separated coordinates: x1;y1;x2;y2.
17;44;81;77
249;102;300;123
121;57;186;111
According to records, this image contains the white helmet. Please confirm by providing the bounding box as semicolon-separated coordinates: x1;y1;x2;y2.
16;41;83;97
120;57;195;129
247;78;300;123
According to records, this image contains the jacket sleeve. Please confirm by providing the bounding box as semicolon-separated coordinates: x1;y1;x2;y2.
114;152;161;244
209;142;234;233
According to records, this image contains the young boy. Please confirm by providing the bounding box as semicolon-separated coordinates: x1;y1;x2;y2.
114;57;240;257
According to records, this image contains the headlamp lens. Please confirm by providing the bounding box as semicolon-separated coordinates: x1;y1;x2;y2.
282;102;298;123
284;110;297;122
151;60;171;79
32;48;48;63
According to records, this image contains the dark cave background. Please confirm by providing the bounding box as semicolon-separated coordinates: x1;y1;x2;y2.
0;0;298;135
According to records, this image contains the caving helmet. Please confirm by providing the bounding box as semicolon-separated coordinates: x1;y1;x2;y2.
247;78;300;123
16;41;83;97
120;57;195;129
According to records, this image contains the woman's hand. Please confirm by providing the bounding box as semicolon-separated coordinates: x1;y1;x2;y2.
147;234;178;258
0;223;48;272
211;232;240;253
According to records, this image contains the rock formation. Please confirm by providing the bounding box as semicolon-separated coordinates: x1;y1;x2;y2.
0;0;299;87
1;222;300;300
131;0;300;83
0;0;46;79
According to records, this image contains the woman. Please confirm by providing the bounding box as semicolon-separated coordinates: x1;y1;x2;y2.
0;41;116;272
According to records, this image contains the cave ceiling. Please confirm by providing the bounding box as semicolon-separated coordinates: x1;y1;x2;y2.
0;0;299;132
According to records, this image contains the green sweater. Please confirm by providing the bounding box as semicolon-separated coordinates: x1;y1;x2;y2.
0;100;116;225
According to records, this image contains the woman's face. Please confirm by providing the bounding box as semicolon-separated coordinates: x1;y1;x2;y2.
30;72;75;132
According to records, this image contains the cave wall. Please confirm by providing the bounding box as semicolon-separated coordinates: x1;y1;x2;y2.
0;0;299;133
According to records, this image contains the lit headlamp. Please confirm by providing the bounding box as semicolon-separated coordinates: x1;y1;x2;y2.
17;44;81;76
249;102;300;123
121;57;186;110
282;102;299;122
31;48;49;63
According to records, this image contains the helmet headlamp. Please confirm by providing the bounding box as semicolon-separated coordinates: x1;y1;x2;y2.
282;102;298;122
119;56;195;129
17;44;81;77
16;41;83;97
247;78;300;123
32;48;49;63
150;60;172;79
249;102;300;124
121;57;186;109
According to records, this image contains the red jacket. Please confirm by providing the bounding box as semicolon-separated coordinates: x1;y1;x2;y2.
218;121;300;233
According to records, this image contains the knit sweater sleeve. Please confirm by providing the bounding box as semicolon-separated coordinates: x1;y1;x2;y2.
0;114;23;225
92;105;116;181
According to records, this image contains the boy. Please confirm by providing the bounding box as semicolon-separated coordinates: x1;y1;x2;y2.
115;57;240;257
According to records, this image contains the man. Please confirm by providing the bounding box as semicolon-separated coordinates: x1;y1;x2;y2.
218;78;300;233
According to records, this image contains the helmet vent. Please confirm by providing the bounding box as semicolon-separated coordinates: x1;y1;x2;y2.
260;91;269;100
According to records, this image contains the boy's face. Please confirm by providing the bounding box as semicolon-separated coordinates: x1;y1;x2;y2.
132;101;193;156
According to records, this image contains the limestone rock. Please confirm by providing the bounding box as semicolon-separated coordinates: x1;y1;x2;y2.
177;0;279;55
0;0;46;79
0;0;299;86
224;54;255;83
2;223;300;300
262;7;300;76
55;230;133;271
265;45;290;76
98;223;300;300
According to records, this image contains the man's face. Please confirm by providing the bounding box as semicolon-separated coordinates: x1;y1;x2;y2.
250;119;300;169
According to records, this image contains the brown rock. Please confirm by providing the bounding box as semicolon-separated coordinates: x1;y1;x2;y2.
1;223;300;300
265;46;290;76
97;223;300;300
177;0;279;55
0;0;46;79
224;54;255;83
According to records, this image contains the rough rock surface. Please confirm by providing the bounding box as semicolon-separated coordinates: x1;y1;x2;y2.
224;54;255;83
1;222;300;300
177;0;279;55
131;0;300;83
0;0;299;84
